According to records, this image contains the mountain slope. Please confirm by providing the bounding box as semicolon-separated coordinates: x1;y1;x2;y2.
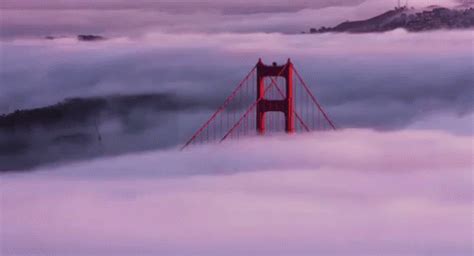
309;6;474;33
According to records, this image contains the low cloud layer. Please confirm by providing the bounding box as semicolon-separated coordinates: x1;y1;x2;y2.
0;0;472;171
1;29;472;170
1;129;472;255
1;30;472;129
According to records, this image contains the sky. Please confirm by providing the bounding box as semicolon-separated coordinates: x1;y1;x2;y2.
0;0;473;255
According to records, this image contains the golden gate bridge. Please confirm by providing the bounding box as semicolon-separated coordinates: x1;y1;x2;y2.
182;59;336;149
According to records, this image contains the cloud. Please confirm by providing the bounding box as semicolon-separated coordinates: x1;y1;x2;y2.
408;111;474;135
1;29;472;170
1;129;472;255
1;30;472;127
0;0;471;170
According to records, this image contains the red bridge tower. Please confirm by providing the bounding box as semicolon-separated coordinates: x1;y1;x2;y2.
256;58;294;134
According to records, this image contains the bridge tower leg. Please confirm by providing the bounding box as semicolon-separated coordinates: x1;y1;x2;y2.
256;58;294;135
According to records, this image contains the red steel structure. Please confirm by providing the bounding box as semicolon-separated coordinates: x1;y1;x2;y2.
182;58;335;149
256;59;294;134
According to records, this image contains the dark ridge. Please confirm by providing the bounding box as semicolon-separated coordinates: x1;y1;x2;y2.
0;93;213;171
77;34;106;41
0;97;106;132
0;93;199;132
308;6;474;33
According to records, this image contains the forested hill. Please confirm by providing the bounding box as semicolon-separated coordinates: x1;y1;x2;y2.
308;6;474;33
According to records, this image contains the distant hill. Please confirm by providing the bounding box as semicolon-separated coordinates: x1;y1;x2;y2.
0;93;192;133
308;6;474;33
0;93;210;171
45;34;106;41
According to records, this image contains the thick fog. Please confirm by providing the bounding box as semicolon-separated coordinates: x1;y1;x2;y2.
1;30;473;166
1;130;472;255
1;1;473;254
1;29;472;170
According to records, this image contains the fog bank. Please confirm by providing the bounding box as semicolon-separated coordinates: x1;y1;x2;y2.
1;129;472;255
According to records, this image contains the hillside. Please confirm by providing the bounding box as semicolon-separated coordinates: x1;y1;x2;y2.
0;93;208;171
309;6;474;33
